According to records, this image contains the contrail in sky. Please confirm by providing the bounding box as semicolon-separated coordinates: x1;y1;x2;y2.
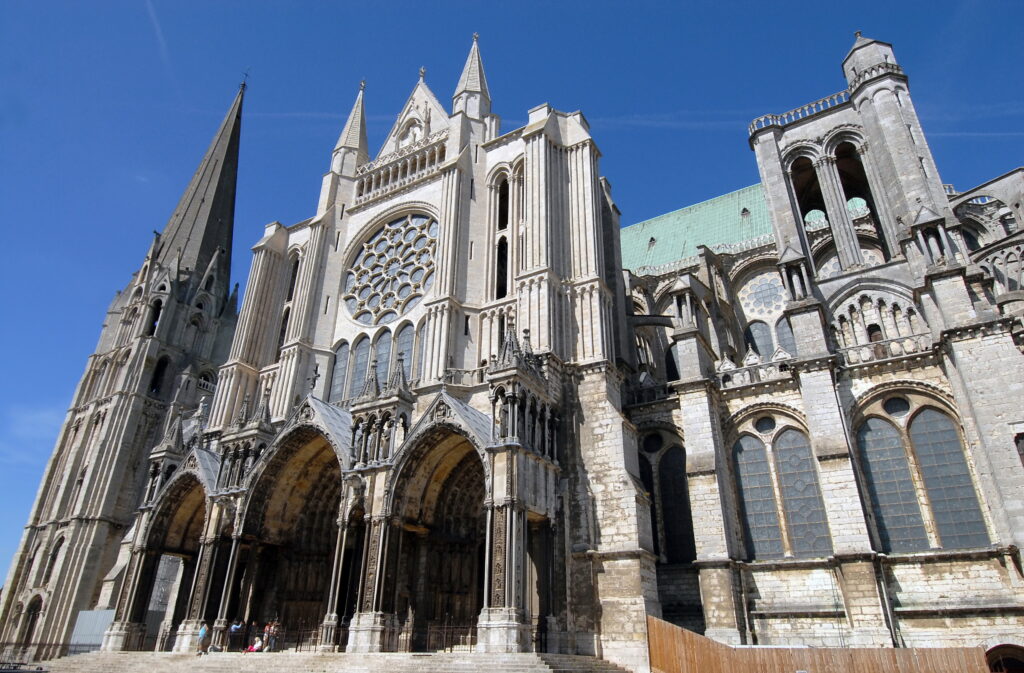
145;0;183;104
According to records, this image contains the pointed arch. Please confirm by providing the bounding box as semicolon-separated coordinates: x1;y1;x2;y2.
908;407;988;549
733;434;784;559
395;322;414;382
856;416;929;552
374;327;392;383
329;340;350;403
773;429;831;557
349;336;371;398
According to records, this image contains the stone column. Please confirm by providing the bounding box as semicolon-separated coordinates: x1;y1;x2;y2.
347;516;397;652
477;500;528;652
173;538;217;653
212;535;241;649
815;157;862;270
320;519;349;651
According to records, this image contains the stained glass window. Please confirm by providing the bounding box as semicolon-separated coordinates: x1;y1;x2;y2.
374;331;391;384
856;417;929;552
775;317;797;356
396;324;414;382
328;342;349;403
343;214;437;325
909;409;988;549
734;435;784;559
774;430;831;557
349;337;370;398
738;270;786;319
744;321;774;357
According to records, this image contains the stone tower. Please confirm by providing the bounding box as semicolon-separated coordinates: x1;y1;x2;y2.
0;87;245;658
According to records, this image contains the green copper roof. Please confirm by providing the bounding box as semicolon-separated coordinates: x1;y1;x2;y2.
619;184;772;272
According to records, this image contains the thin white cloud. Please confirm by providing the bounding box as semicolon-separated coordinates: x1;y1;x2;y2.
145;0;182;104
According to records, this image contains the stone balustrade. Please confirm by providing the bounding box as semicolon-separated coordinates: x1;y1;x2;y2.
748;91;850;135
837;333;932;367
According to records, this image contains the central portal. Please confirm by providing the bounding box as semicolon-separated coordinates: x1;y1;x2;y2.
391;431;485;651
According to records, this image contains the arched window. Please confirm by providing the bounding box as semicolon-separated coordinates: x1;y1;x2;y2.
775;316;797;356
348;337;370;398
497;178;510;230
659;446;696;563
734;435;784;559
744;320;773;357
835;141;889;259
855;400;988;552
149;356;170;396
664;344;680;382
329;341;349;403
857;416;930;551
495;237;509;299
374;330;392;383
773;430;831;557
396;324;414;382
908;408;988;548
20;596;43;645
276;308;290;362
42;538;64;584
146;299;162;337
286;257;300;302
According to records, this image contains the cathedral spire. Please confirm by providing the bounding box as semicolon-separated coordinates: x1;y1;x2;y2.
452;33;490;118
155;85;244;291
335;80;369;161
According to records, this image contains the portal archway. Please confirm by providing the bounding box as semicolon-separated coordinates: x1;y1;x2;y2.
239;428;344;640
387;428;487;651
134;474;207;651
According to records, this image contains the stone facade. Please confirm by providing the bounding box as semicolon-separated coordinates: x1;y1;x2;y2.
1;32;1022;673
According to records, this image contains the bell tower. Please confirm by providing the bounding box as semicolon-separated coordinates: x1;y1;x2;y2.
0;86;245;655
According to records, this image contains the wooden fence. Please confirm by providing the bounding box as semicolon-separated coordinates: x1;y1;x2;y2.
647;616;990;673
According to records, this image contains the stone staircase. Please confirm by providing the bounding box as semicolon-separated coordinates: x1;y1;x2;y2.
42;651;635;673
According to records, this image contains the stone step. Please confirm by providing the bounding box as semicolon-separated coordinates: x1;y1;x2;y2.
42;651;635;673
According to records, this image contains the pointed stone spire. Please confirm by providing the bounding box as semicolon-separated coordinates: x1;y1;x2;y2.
358;359;381;401
334;80;369;166
156;85;244;296
452;33;491;118
234;392;251;429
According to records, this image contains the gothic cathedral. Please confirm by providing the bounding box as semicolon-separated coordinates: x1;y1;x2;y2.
2;34;1022;673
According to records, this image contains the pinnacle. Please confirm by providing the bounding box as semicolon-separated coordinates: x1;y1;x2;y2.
454;33;490;101
335;81;369;162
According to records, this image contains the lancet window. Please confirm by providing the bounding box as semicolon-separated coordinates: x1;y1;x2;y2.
638;433;696;564
855;395;988;552
328;341;349;403
732;417;831;560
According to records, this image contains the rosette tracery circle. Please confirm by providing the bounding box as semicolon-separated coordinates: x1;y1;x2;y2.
343;213;438;325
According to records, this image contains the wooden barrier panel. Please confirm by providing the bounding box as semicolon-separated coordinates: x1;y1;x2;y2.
646;615;990;673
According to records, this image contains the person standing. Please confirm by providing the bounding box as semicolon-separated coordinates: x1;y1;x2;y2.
268;621;279;652
197;622;209;656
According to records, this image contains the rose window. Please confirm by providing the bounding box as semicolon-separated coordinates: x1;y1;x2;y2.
738;269;785;319
343;214;437;325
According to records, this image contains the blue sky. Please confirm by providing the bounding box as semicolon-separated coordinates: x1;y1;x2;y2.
1;1;1022;584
